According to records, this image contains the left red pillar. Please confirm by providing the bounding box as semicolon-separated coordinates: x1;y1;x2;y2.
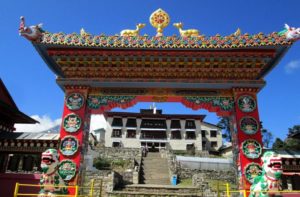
58;86;90;185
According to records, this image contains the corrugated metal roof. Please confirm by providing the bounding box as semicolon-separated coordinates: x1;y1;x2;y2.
0;132;59;140
176;156;233;164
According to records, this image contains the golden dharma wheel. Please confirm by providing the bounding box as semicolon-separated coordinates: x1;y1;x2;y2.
150;8;170;36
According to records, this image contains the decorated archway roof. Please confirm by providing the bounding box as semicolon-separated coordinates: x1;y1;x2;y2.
19;11;299;91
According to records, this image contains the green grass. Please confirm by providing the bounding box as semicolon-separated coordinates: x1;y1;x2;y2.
178;178;193;186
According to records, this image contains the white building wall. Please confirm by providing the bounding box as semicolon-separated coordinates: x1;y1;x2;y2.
103;116;222;151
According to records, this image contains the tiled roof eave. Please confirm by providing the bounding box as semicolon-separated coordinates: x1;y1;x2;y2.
37;32;293;50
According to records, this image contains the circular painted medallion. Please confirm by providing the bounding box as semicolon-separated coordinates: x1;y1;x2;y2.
66;93;84;110
238;95;256;113
58;160;77;181
241;139;262;159
63;113;81;133
60;136;79;156
245;163;263;184
240;117;259;135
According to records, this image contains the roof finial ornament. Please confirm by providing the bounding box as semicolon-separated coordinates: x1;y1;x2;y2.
173;22;199;37
150;8;170;37
80;28;91;37
120;23;146;36
19;16;43;41
278;24;300;41
233;28;241;37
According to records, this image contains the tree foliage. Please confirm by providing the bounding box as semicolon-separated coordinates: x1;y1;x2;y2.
272;138;286;150
217;117;231;142
272;125;300;151
261;128;274;148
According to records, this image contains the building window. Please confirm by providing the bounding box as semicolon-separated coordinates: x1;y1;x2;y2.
171;130;181;139
211;141;218;148
127;130;136;138
112;142;121;147
185;120;196;129
186;131;196;139
210;130;217;137
112;129;122;138
201;130;206;138
202;141;207;150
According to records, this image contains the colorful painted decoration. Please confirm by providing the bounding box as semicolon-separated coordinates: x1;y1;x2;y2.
278;24;300;41
66;93;84;110
242;139;262;159
60;136;79;156
249;151;283;196
87;96;136;109
238;95;256;113
245;163;263;184
58;160;77;181
39;31;292;49
63;113;81;133
240;117;258;135
183;97;235;111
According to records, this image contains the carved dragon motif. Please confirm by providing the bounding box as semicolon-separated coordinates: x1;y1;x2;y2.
38;149;68;197
173;22;199;37
120;23;146;36
249;151;282;197
19;16;43;41
279;24;300;41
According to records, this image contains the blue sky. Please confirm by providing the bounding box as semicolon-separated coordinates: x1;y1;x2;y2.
1;0;300;140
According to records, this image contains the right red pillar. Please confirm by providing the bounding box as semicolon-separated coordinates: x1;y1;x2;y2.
233;88;263;191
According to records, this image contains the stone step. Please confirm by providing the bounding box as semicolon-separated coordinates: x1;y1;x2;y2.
117;184;201;194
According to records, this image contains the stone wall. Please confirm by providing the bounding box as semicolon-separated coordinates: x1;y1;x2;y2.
91;147;142;185
94;147;141;160
165;150;236;186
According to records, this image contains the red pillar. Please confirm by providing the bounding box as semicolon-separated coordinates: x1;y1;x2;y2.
233;88;263;191
58;86;90;185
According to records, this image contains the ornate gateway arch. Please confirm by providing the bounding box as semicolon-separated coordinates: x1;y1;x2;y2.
20;9;299;191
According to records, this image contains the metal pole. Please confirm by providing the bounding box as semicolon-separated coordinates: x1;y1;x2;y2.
217;181;220;197
226;183;230;197
14;182;19;197
90;179;95;197
99;179;103;197
75;185;79;197
243;189;247;197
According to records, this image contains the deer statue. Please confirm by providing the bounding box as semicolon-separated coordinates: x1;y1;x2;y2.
173;22;199;37
120;23;146;36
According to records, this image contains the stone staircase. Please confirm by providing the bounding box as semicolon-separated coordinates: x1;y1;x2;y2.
108;184;202;197
141;152;170;185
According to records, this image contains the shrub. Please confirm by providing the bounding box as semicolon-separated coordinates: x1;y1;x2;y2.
93;157;111;170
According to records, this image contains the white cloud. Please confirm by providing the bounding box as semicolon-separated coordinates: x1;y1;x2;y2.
90;114;107;131
14;114;107;133
15;115;61;132
285;60;300;74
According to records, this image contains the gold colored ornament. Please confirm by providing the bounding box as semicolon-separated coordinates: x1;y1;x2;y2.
120;23;146;36
173;22;199;37
150;8;170;37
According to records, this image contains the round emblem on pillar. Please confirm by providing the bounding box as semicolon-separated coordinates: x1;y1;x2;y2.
238;95;256;113
244;163;262;184
60;136;79;156
66;93;84;110
240;117;259;135
242;139;262;159
58;160;77;181
63;113;81;133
